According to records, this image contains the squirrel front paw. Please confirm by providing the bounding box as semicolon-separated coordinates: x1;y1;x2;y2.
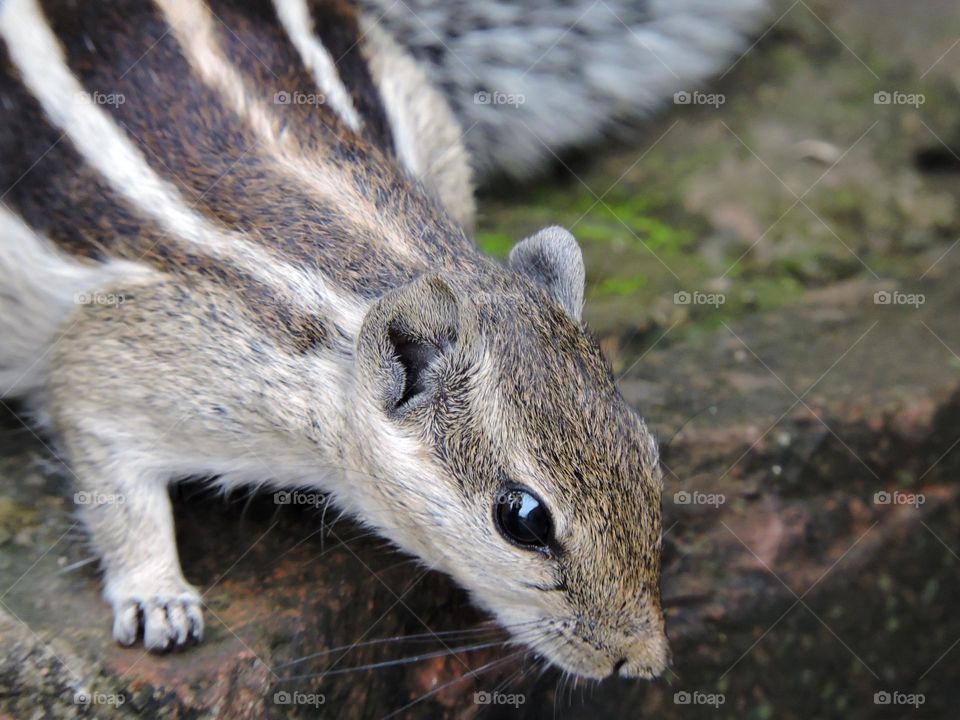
108;580;204;651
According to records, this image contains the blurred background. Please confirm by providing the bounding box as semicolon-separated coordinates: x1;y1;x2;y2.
2;0;959;717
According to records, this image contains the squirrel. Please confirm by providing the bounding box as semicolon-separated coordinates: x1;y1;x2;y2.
0;0;767;680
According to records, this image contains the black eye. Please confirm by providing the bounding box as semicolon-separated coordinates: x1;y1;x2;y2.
494;486;553;550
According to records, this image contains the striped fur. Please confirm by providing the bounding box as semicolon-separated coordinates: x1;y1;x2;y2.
0;0;765;680
274;0;366;135
364;0;770;179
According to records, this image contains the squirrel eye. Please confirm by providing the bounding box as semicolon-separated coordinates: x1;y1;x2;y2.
494;486;553;550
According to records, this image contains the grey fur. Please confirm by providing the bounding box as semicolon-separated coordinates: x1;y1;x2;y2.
362;0;770;178
510;226;585;321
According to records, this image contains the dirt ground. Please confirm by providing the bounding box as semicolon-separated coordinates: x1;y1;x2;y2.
2;0;960;718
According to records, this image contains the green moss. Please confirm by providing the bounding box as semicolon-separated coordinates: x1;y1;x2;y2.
593;275;647;297
474;230;514;258
470;0;960;345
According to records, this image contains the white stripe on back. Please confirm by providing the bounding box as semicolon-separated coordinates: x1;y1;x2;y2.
272;0;363;133
157;0;418;260
0;0;365;333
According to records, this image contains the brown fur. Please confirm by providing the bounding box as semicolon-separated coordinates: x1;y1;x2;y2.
0;0;666;679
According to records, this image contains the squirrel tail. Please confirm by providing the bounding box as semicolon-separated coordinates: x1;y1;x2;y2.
365;0;771;180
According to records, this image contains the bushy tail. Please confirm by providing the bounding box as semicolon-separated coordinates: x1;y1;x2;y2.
363;0;770;180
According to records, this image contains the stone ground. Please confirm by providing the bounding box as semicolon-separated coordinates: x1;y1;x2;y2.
2;0;960;718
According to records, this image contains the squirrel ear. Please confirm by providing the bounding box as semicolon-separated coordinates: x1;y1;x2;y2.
357;275;460;413
509;226;585;321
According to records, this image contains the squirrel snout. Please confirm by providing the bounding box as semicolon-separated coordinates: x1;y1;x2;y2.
612;622;671;679
615;646;670;679
616;651;669;679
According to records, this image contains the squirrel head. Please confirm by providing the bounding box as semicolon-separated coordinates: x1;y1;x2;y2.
350;226;668;679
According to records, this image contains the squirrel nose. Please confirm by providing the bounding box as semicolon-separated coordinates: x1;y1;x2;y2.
617;651;669;679
610;658;629;677
614;625;671;679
